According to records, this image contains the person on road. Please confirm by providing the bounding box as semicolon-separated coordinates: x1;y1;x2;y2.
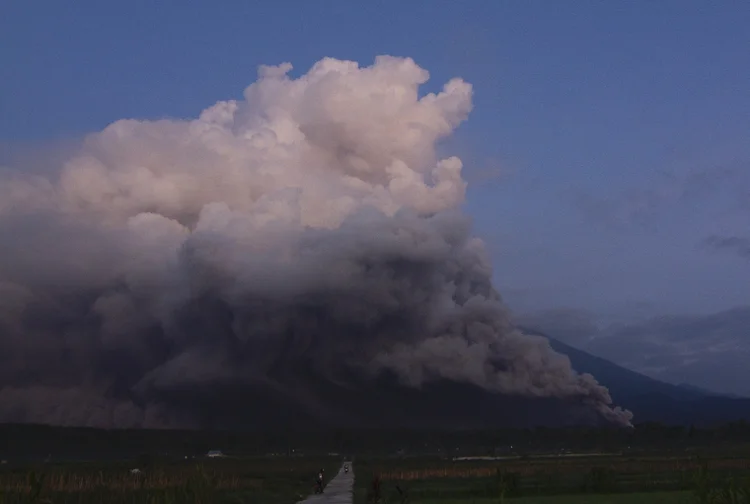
315;468;325;493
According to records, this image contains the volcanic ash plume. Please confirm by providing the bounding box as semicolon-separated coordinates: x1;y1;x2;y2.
0;56;633;428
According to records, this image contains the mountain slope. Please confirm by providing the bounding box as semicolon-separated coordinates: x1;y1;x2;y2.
522;327;750;426
180;332;750;430
168;364;611;431
675;382;744;399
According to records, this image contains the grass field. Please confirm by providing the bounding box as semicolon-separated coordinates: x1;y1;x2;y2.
4;451;750;503
353;453;750;504
0;456;339;503
402;492;692;503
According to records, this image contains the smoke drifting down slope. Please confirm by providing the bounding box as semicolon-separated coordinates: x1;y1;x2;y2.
0;56;632;429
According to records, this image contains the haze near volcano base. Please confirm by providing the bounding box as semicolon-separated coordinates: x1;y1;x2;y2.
0;56;632;429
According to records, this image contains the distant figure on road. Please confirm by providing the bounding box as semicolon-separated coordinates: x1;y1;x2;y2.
315;468;325;493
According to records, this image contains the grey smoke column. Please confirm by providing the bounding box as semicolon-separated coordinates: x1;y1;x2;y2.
0;56;633;428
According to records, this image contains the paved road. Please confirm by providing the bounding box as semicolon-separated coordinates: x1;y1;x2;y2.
298;462;354;504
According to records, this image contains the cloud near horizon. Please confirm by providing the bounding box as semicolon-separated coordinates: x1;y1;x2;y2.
571;164;742;232
702;235;750;259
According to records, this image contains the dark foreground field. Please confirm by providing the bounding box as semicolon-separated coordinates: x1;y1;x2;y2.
0;457;339;504
353;452;750;504
4;423;750;503
5;453;750;504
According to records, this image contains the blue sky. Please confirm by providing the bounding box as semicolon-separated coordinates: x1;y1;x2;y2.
2;1;750;387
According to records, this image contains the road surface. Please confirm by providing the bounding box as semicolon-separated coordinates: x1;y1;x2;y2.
298;462;354;504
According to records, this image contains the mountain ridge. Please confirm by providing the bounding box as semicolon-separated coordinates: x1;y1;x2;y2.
522;327;750;426
4;328;749;430
164;331;750;430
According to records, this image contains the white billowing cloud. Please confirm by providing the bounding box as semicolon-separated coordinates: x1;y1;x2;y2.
37;56;470;229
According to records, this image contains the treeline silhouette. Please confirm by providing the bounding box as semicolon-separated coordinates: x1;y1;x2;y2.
2;422;750;461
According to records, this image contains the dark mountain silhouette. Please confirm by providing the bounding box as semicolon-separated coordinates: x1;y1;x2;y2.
4;328;748;431
144;329;750;430
163;329;750;431
524;328;750;426
163;364;609;431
